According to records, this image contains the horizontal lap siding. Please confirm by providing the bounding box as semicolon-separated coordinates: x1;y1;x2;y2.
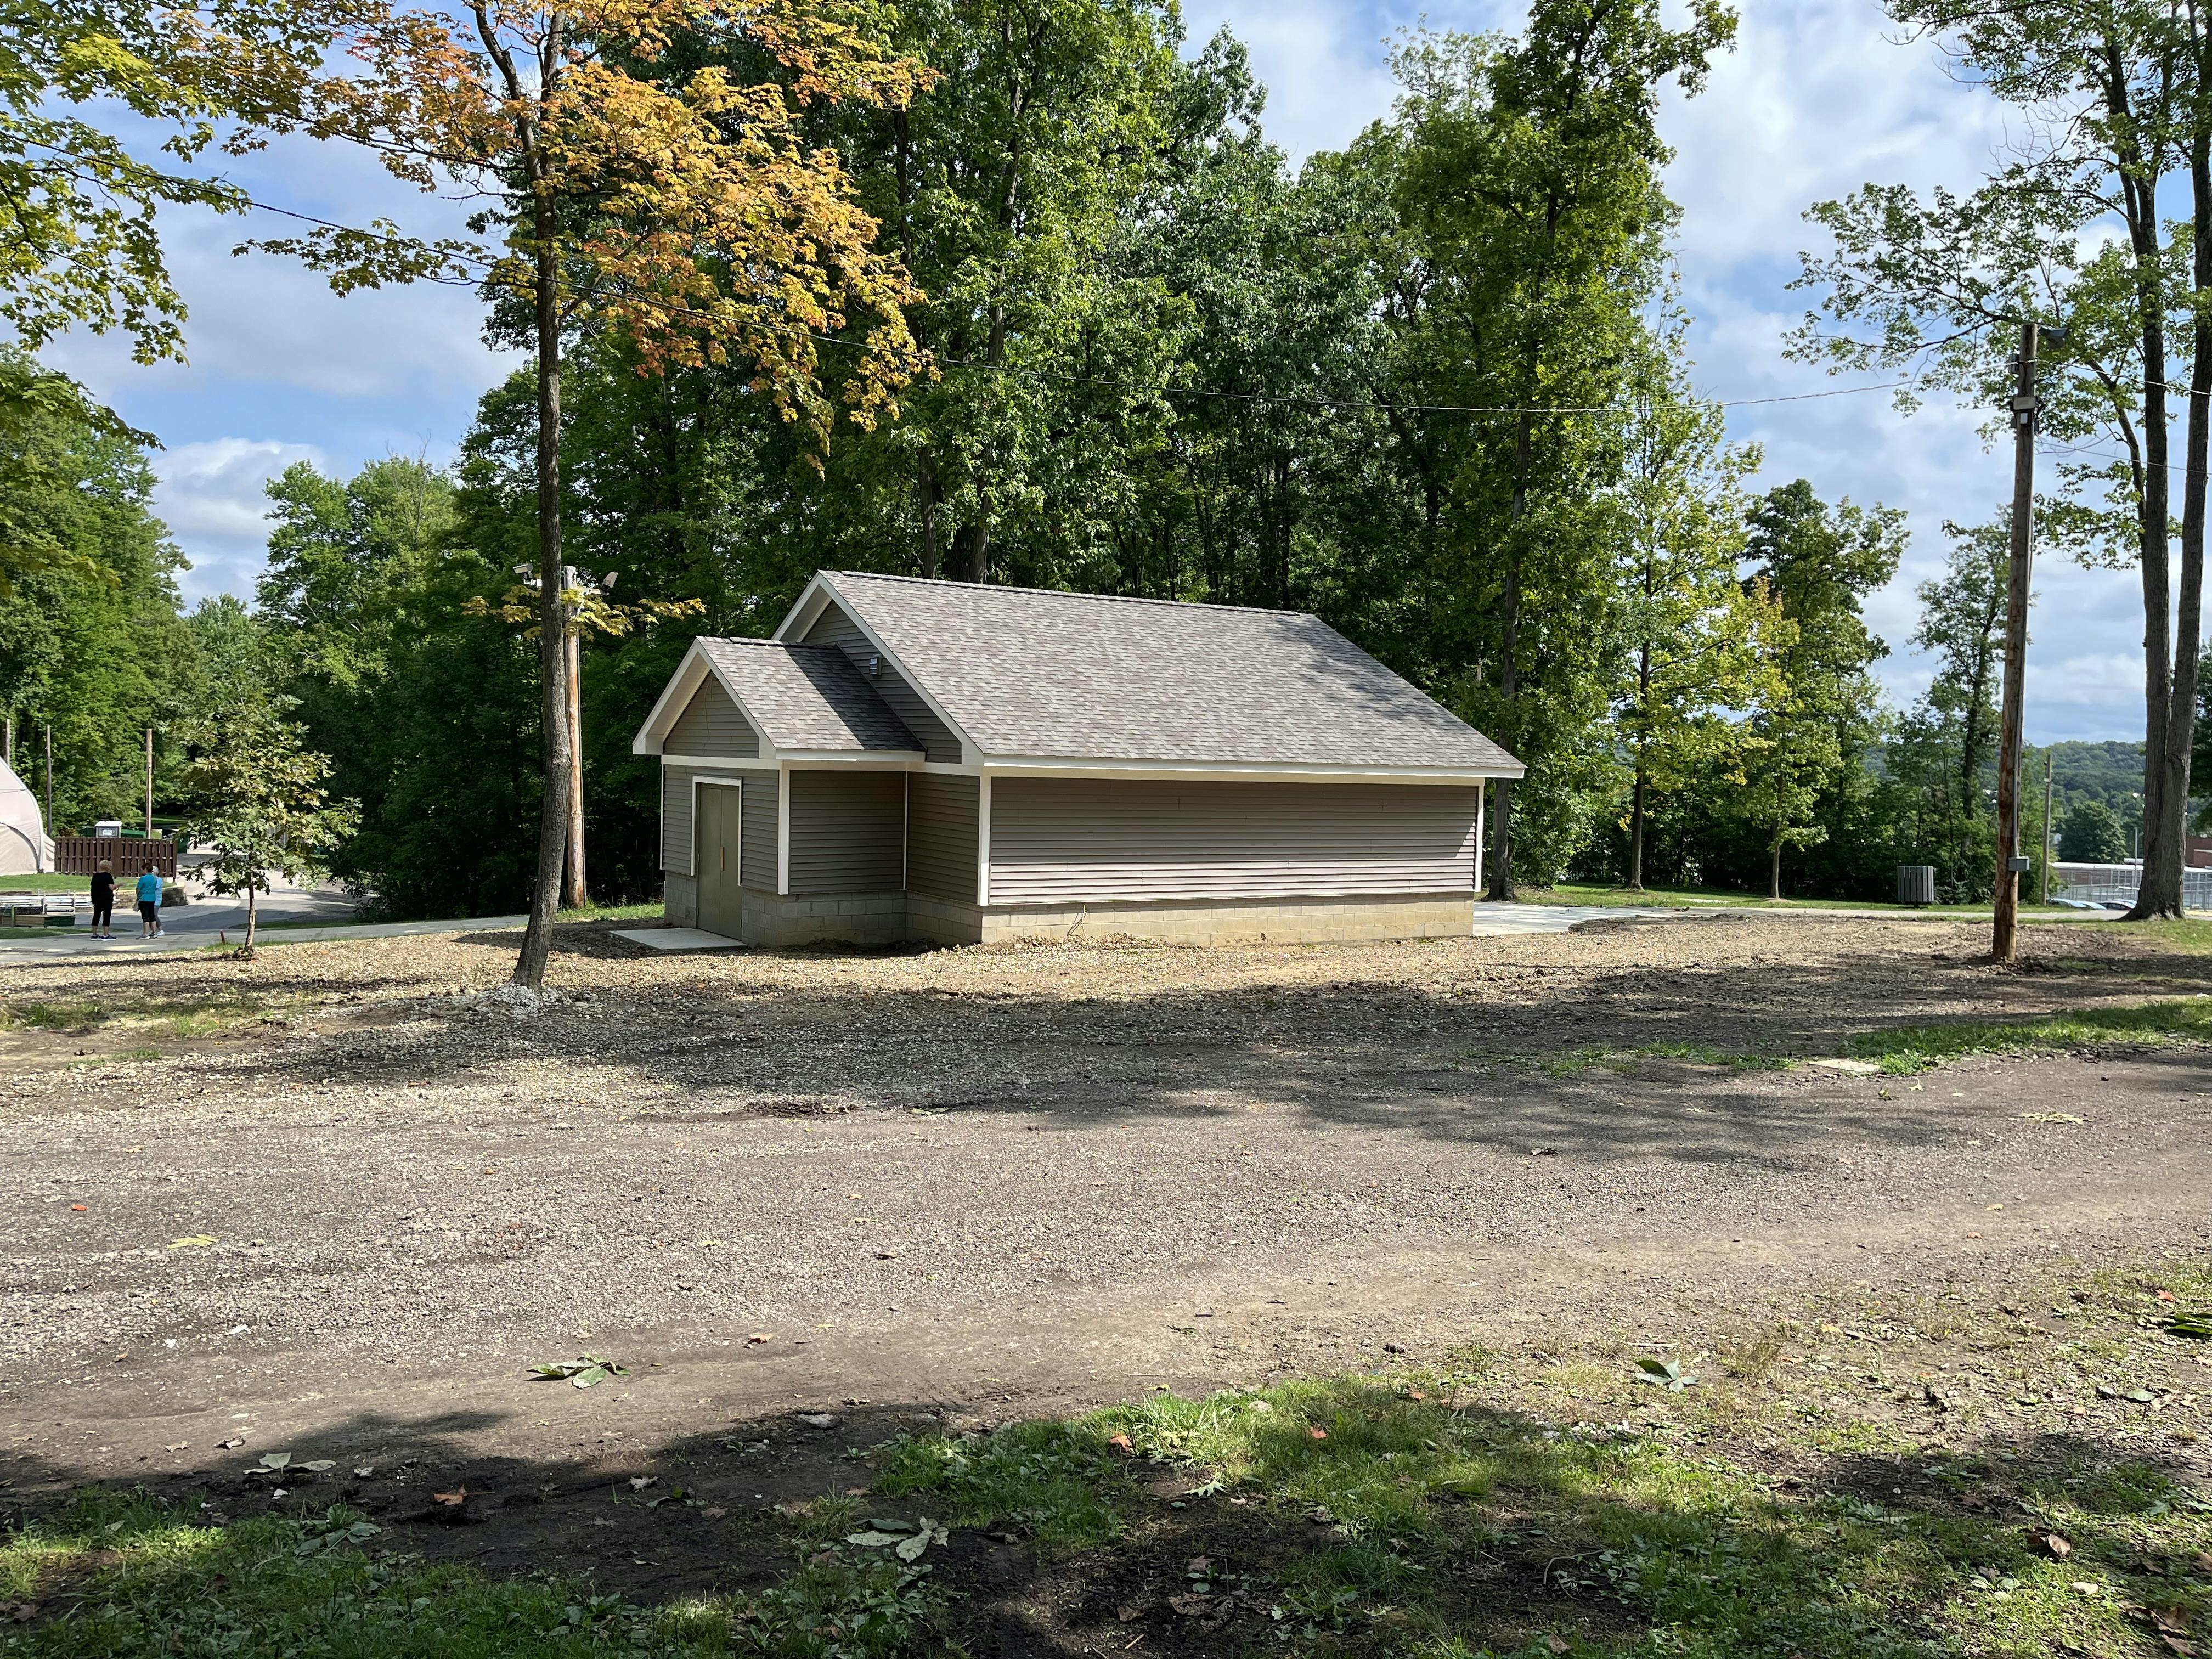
802;601;960;763
664;766;776;885
668;676;759;757
906;774;978;902
743;770;777;892
661;765;696;872
989;778;1479;904
788;770;905;895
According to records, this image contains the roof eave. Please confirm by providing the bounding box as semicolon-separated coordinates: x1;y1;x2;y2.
976;753;1525;782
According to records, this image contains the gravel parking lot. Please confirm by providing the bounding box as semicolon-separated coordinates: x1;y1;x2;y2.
3;912;2209;1494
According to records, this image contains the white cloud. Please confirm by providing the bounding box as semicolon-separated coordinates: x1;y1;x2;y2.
154;438;326;603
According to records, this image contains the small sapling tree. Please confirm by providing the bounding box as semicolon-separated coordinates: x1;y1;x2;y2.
185;697;361;956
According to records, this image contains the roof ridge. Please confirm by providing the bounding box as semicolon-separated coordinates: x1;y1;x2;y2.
825;569;1317;622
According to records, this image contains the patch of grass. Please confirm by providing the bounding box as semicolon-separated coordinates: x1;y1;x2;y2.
874;1417;1130;1549
1842;996;2212;1073
1521;882;2080;916
861;1290;2212;1658
0;873;110;892
1539;1041;1788;1076
0;1491;939;1657
0;998;102;1031
557;899;662;924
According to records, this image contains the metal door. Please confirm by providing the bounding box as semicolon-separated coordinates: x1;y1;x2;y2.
696;781;743;939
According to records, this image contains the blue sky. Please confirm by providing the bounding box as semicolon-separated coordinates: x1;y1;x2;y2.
40;0;2154;744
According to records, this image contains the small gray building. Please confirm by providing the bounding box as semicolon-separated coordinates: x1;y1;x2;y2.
632;572;1523;946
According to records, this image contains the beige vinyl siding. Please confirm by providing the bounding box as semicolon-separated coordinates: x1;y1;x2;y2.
668;675;760;757
906;773;979;902
742;769;778;892
989;778;1479;904
661;764;696;872
663;764;777;886
788;770;905;895
801;600;960;763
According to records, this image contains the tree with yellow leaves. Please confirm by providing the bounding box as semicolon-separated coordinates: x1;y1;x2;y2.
235;0;927;988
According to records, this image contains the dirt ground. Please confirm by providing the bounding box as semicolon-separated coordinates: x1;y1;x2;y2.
2;912;2209;1637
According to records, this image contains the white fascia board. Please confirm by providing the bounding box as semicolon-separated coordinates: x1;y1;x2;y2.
631;640;716;754
778;748;926;765
976;754;1525;784
776;764;791;896
662;754;778;772
776;572;983;767
770;573;836;641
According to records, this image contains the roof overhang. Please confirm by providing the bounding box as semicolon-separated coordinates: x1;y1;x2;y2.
977;753;1525;783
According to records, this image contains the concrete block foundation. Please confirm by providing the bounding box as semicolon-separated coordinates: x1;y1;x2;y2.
658;888;1472;948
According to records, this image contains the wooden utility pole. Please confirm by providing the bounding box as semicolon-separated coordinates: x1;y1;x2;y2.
1993;320;2044;962
563;610;587;908
2040;752;2055;904
41;724;52;837
144;727;154;836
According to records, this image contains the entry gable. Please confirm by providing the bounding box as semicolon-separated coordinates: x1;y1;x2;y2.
632;636;921;759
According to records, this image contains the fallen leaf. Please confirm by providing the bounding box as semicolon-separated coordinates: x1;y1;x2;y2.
1107;1433;1133;1453
216;1436;245;1450
2193;1552;2212;1575
701;1507;727;1520
68;1204;86;1213
1308;1427;1328;1440
1547;1639;1571;1656
431;1489;467;1507
2157;1290;2179;1303
169;1235;217;1249
2034;1530;2075;1560
629;1477;656;1491
746;1333;772;1345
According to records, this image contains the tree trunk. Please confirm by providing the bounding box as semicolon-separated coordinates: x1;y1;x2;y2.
1769;767;1784;900
2137;116;2212;919
245;880;257;955
563;616;586;909
917;454;940;579
512;141;571;991
1486;414;1531;903
1628;768;1646;891
2119;116;2177;917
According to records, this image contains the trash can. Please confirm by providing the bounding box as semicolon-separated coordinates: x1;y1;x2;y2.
1897;865;1937;906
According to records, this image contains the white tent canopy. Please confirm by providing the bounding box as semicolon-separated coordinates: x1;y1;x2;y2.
0;757;49;874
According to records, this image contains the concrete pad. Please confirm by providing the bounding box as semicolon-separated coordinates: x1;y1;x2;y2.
613;927;744;952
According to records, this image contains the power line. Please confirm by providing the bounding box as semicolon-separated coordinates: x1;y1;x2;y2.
234;195;1928;421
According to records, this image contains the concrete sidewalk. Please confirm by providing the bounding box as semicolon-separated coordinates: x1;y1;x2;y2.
0;913;527;963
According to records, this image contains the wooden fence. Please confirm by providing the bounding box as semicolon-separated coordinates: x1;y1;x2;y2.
53;836;176;877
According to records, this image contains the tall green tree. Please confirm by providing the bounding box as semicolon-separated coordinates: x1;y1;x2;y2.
0;352;194;830
1612;328;1774;890
1739;480;1903;898
1384;0;1737;896
1793;0;2212;918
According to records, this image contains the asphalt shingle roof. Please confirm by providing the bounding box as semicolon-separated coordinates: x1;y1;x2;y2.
808;572;1522;773
697;638;917;753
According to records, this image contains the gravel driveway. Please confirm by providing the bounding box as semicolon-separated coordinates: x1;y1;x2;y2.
3;913;2209;1489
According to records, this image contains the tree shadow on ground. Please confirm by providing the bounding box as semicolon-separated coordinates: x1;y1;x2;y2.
3;1379;2207;1658
189;930;2212;1169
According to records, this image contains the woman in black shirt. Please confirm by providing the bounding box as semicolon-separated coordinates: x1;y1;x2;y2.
89;861;115;939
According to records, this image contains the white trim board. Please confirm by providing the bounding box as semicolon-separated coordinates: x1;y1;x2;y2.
776;766;792;897
663;754;778;772
976;757;1519;785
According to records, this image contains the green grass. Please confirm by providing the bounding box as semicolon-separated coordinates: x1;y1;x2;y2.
0;987;308;1040
1841;995;2212;1073
871;1364;2212;1657
0;1493;939;1658
1521;881;2079;916
0;873;112;892
1539;1041;1792;1076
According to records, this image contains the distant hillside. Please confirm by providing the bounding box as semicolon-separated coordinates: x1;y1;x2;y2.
2027;740;2146;825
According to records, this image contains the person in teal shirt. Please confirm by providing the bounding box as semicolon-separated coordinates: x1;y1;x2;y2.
135;864;164;938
